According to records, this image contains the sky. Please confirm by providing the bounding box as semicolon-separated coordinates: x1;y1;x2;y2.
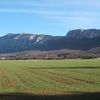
0;0;100;36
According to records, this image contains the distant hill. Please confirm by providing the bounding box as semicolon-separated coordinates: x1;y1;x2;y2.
0;29;100;53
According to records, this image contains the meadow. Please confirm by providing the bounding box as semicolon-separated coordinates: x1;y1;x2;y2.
0;59;100;99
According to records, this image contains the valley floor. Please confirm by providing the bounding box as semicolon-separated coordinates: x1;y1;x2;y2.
0;59;100;100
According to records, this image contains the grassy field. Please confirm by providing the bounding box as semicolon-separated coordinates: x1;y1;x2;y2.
0;59;100;100
0;59;100;99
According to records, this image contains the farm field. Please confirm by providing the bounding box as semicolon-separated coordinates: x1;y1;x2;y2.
0;59;100;100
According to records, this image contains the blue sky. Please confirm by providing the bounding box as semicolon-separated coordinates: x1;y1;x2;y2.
0;0;100;36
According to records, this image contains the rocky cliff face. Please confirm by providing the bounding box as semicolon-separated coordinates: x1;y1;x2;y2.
66;29;100;39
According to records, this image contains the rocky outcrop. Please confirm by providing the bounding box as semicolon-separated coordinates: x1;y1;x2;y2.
66;29;100;39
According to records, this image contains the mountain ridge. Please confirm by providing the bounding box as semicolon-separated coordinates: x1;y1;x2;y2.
0;29;100;53
66;29;100;39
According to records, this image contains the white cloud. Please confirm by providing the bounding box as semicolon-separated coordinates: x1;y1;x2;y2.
0;0;100;24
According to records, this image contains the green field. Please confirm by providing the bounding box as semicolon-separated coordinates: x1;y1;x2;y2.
0;59;100;95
